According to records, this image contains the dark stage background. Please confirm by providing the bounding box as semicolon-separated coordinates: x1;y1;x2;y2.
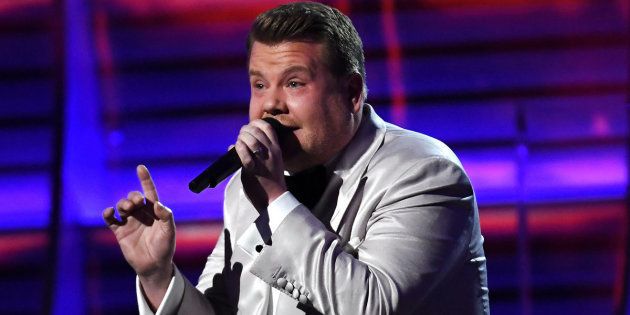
0;0;628;314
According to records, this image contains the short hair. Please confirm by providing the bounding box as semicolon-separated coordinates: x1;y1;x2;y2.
247;1;367;98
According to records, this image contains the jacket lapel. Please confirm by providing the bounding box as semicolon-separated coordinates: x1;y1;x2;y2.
328;105;386;232
224;172;263;256
226;174;274;315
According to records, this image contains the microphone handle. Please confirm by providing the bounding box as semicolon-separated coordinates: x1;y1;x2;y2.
188;117;289;193
189;148;241;193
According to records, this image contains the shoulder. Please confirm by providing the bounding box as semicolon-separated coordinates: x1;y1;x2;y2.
359;121;475;201
370;122;463;171
365;123;475;210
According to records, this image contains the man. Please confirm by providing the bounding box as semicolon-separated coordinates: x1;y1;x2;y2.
103;2;489;314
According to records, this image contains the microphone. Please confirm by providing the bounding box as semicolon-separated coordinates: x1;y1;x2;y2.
188;117;291;193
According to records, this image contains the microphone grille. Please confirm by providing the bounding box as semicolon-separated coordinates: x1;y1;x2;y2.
262;117;290;135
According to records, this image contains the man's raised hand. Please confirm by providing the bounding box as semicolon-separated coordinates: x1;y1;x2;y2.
102;165;175;309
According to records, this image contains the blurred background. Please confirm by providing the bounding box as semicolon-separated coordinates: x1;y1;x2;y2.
0;0;628;314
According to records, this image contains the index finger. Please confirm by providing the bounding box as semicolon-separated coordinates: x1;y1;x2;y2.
136;165;159;202
250;119;277;145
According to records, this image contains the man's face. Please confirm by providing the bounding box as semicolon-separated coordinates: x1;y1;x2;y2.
248;41;359;172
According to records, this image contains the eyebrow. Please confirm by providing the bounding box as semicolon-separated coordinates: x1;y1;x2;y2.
282;65;314;78
248;65;314;79
248;69;264;78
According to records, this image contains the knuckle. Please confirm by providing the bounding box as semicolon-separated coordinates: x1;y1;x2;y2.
132;195;145;204
127;192;143;203
261;122;274;133
116;198;127;208
164;207;173;217
240;136;253;147
240;124;254;135
246;123;264;135
127;190;141;198
120;199;134;211
242;156;253;167
235;143;253;165
235;140;247;153
238;131;252;143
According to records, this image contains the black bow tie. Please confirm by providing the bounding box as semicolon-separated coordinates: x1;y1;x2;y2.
284;165;328;210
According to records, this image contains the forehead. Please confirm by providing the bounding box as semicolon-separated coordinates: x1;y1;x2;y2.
248;41;327;74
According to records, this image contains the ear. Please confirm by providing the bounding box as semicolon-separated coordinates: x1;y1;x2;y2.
347;73;364;114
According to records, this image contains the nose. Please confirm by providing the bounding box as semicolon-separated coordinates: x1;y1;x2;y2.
262;87;288;116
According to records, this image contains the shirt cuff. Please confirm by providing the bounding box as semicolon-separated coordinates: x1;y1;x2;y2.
136;266;186;315
267;191;301;232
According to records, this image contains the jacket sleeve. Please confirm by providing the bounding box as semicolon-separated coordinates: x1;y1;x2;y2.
135;230;229;315
135;265;216;315
249;156;477;314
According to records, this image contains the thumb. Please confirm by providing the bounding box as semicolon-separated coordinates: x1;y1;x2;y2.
154;201;174;223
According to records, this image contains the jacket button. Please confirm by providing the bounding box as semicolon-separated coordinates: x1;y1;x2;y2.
285;282;294;293
276;278;287;288
255;244;263;252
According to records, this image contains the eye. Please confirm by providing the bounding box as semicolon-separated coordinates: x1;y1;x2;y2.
288;81;304;89
253;82;264;90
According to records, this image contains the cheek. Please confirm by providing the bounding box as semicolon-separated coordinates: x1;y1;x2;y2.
291;105;320;131
300;115;329;146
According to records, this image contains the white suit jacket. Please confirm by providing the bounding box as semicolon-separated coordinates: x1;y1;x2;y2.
143;105;489;314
